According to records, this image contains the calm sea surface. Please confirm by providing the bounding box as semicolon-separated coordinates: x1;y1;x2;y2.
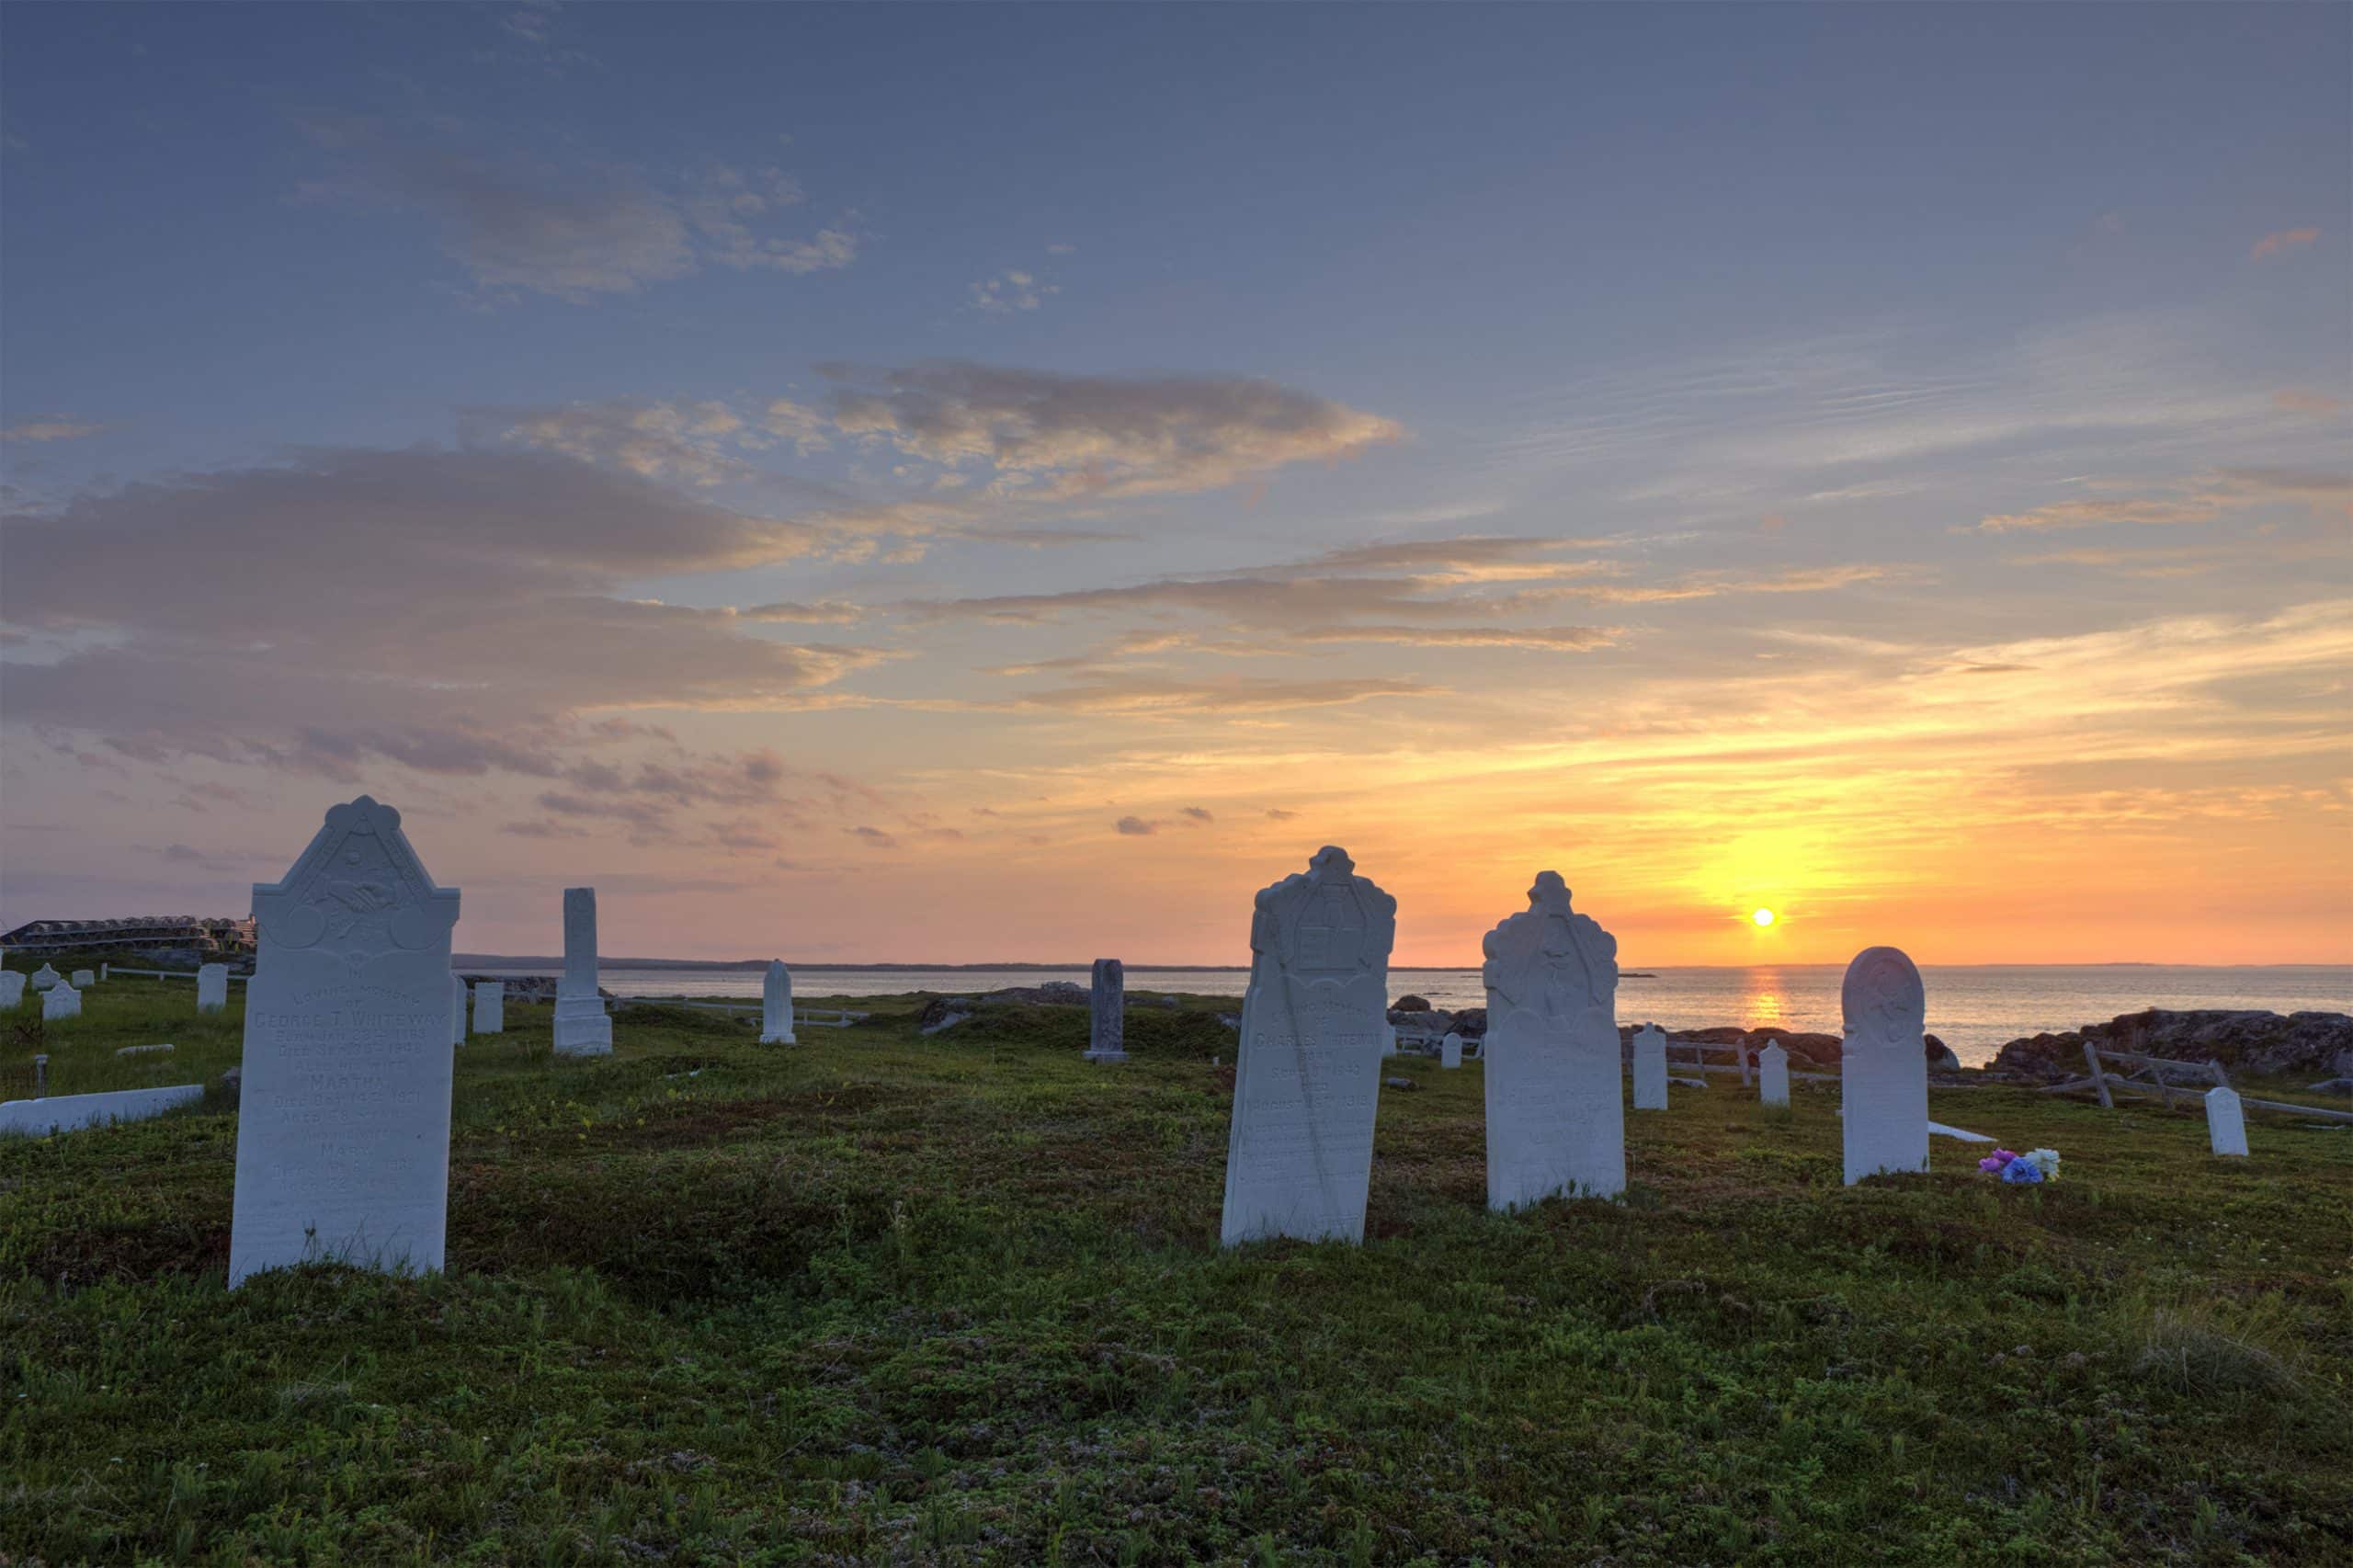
465;962;2352;1068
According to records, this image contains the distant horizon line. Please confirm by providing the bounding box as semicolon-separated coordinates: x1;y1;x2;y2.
454;954;2353;973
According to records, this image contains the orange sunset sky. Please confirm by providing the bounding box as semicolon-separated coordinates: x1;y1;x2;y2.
2;6;2347;966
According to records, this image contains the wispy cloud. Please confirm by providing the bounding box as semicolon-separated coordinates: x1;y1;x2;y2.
2249;226;2319;261
970;269;1058;314
1;418;104;443
1977;468;2351;531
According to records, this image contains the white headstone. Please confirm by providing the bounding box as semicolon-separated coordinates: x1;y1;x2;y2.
1440;1031;1462;1069
760;960;797;1044
1220;846;1396;1246
449;972;467;1048
1086;958;1127;1062
1839;946;1930;1185
1382;1022;1399;1056
30;964;61;990
472;980;504;1035
196;962;230;1014
1481;873;1625;1208
42;982;82;1022
551;887;613;1057
1631;1023;1668;1110
100;962;109;981
1758;1041;1790;1107
71;969;96;987
2206;1085;2248;1157
228;796;462;1287
0;971;24;1009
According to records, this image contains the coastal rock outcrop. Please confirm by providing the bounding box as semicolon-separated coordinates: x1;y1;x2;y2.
1989;1010;2353;1081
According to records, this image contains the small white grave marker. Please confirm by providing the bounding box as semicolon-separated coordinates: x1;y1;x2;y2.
29;964;60;991
228;795;461;1286
0;972;24;1009
1440;1031;1462;1069
42;982;83;1022
1631;1023;1668;1110
196;963;229;1014
1220;846;1396;1245
552;888;613;1057
473;980;504;1035
1758;1041;1790;1107
1840;947;1930;1185
760;960;796;1044
2206;1085;2248;1157
70;969;95;988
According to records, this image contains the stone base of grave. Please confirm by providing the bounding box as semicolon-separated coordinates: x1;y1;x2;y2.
1083;1048;1129;1063
551;997;613;1057
760;1029;798;1045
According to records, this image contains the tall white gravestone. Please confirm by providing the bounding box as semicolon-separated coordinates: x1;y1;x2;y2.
0;971;24;1009
1631;1023;1668;1110
2205;1085;2249;1157
760;960;796;1044
1086;958;1128;1062
42;982;82;1022
1219;846;1396;1246
552;887;613;1057
1758;1041;1790;1107
196;963;230;1014
1839;946;1930;1185
448;973;468;1048
228;796;462;1287
473;981;504;1035
1481;872;1626;1208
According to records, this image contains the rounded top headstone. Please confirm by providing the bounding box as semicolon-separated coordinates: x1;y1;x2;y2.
1841;946;1925;1042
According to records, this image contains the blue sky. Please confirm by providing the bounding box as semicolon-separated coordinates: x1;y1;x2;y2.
3;4;2347;964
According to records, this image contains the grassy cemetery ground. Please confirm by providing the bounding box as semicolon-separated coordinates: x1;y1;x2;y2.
5;974;2351;1564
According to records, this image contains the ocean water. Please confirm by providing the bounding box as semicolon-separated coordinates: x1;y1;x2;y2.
465;962;2352;1067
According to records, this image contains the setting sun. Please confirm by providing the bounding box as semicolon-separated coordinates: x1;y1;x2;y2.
1753;908;1778;928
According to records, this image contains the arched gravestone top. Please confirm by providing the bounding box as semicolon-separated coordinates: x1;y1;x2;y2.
231;795;461;1287
1481;874;1627;1204
1840;945;1929;1184
1220;846;1397;1246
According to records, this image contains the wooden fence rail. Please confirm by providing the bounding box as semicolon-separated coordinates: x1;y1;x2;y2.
2043;1044;2353;1123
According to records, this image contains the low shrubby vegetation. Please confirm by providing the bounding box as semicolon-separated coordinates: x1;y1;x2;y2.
4;971;2349;1563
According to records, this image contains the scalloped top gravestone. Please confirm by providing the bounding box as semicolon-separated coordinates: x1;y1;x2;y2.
30;964;60;991
1758;1041;1790;1107
229;795;461;1287
1086;958;1127;1062
1631;1023;1667;1110
1481;872;1625;1207
1840;946;1929;1185
473;981;504;1035
0;971;23;1009
42;982;81;1021
1220;846;1396;1246
2205;1085;2248;1157
552;888;613;1057
197;963;229;1014
761;960;796;1044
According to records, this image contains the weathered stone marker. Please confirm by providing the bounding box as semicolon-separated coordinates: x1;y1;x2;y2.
70;969;96;988
1086;958;1127;1062
1840;946;1930;1185
1440;1031;1463;1069
42;982;82;1022
473;980;504;1035
551;888;613;1058
228;795;461;1287
1631;1023;1668;1109
1220;846;1396;1245
196;963;230;1014
29;964;60;991
1481;872;1626;1207
760;960;796;1044
448;973;468;1048
1758;1040;1790;1107
2205;1085;2248;1157
0;971;23;1009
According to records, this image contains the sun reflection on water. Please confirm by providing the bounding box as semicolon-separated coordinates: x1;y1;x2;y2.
1741;969;1791;1030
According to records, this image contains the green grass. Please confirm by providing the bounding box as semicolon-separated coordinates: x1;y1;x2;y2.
4;971;2349;1564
